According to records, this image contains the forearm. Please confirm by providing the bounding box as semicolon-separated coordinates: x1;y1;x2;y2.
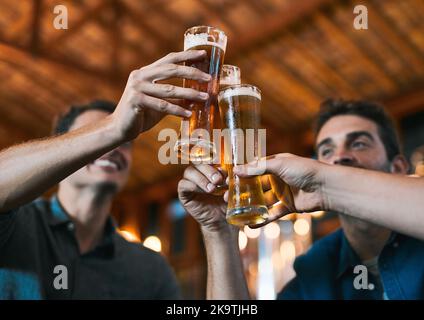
0;116;123;212
322;165;424;239
202;226;250;300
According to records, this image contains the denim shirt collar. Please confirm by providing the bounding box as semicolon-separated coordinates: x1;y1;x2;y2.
336;230;398;279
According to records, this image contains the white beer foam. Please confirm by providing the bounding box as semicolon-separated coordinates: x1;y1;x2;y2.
184;32;226;51
220;66;241;86
218;86;261;101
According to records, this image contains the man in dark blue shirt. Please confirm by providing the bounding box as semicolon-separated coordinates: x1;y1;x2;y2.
177;99;424;299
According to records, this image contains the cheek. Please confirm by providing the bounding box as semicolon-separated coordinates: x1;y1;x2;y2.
354;150;388;168
64;166;90;182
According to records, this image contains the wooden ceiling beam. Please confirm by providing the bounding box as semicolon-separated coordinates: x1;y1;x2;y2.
227;0;335;60
370;0;424;65
385;86;424;118
313;13;398;94
0;42;122;84
122;2;174;57
281;33;358;98
245;0;270;16
155;2;185;27
43;1;109;52
110;0;123;77
365;1;424;76
197;0;238;31
30;0;42;53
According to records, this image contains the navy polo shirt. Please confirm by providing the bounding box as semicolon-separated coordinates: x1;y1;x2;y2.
278;228;424;300
0;196;181;299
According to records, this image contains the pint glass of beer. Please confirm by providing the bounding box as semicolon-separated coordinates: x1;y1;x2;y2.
218;84;269;226
211;65;241;196
174;26;227;162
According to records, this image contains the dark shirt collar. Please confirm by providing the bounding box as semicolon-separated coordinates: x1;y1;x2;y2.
48;195;117;257
336;230;399;279
48;195;69;225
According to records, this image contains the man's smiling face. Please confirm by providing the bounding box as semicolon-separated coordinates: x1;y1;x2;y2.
61;110;132;192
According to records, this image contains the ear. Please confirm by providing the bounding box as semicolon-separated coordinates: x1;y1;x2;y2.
390;155;409;174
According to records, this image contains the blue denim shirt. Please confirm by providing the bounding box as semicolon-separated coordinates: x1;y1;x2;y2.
278;228;424;300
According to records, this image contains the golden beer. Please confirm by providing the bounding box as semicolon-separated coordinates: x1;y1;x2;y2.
211;65;241;196
175;26;227;162
218;84;269;226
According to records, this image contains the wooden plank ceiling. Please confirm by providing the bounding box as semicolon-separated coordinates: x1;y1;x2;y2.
0;0;423;191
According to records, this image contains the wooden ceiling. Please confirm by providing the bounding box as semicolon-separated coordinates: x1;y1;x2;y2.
1;0;424;191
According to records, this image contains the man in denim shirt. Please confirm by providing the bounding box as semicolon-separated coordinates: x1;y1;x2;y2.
178;99;424;299
277;99;424;299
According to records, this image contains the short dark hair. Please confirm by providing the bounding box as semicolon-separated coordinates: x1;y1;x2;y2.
314;99;401;161
54;100;116;135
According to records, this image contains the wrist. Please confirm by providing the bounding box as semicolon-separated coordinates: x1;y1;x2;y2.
201;223;238;239
105;114;131;145
315;162;335;212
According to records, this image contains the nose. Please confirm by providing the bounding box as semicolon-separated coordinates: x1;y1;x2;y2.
332;148;356;166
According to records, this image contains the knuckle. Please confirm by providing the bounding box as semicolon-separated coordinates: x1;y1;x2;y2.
165;63;177;73
188;67;198;77
167;52;177;59
158;99;168;111
177;180;185;191
129;70;139;80
163;84;175;95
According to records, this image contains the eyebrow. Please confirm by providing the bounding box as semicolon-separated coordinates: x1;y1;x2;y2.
346;131;375;143
316;137;333;152
316;131;375;151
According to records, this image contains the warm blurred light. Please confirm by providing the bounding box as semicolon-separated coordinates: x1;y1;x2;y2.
310;211;325;219
143;235;162;252
272;251;284;270
248;262;257;276
238;230;248;251
294;218;310;236
280;213;297;221
416;162;424;176
264;222;280;239
244;225;261;239
118;229;140;243
280;240;296;262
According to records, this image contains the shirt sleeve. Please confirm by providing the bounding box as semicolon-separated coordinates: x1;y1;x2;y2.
154;255;182;300
277;277;304;300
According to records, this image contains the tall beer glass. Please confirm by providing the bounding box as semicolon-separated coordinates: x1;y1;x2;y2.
174;26;227;162
218;84;269;226
212;65;241;196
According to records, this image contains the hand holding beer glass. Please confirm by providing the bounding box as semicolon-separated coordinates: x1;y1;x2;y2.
175;26;227;162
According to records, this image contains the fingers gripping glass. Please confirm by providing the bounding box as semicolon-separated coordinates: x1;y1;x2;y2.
174;26;227;163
